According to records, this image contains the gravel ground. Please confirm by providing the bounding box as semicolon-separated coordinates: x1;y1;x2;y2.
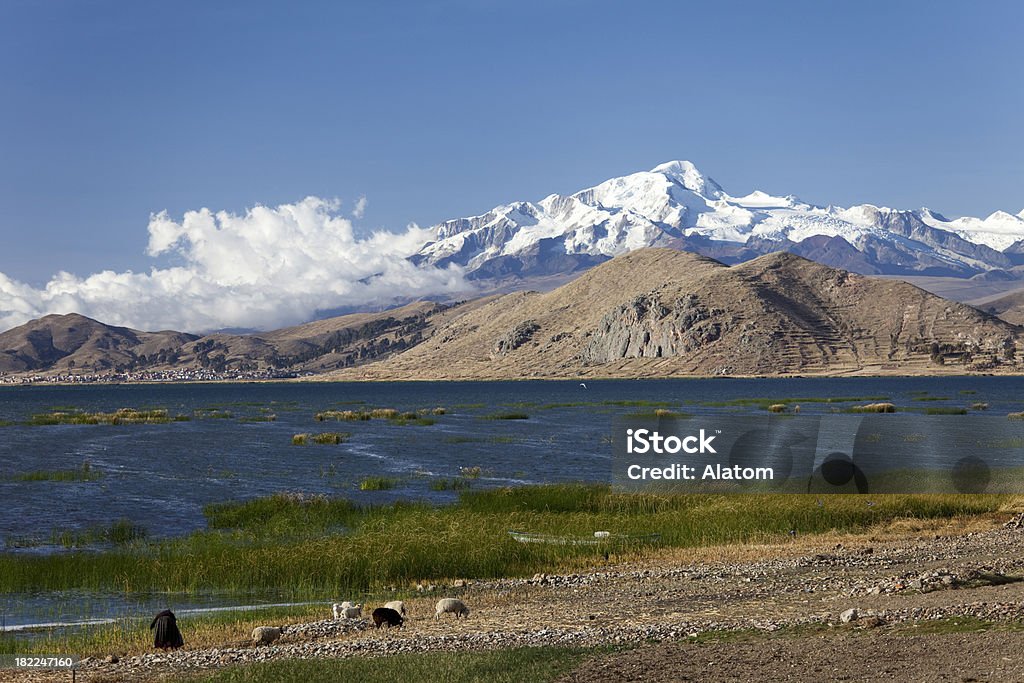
9;513;1024;682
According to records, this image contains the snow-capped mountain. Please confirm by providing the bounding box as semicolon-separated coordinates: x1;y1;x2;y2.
413;161;1024;280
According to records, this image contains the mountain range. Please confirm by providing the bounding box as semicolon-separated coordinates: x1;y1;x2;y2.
413;160;1024;282
5;249;1021;381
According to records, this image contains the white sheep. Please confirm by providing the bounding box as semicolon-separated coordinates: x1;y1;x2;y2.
331;601;356;619
339;604;362;619
251;626;282;645
384;600;406;616
434;598;470;620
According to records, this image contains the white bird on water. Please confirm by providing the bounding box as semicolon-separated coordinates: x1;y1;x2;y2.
580;383;587;389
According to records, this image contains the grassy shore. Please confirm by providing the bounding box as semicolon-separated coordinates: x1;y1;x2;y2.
0;485;1003;598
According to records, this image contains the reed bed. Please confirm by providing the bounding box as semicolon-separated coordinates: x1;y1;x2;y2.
7;461;101;482
359;476;398;491
925;407;969;415
315;408;399;421
316;407;446;423
483;412;530;420
850;402;897;413
430;478;473;491
0;485;1002;598
28;408;187;426
194;408;234;419
292;433;350;446
312;432;348;445
699;396;890;408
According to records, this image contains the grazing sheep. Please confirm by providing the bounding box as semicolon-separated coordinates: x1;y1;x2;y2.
336;604;362;619
331;602;355;619
372;607;404;629
251;626;282;645
150;610;184;650
434;598;470;620
383;600;406;616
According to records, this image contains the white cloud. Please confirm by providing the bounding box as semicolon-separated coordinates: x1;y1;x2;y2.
352;195;368;219
0;196;465;333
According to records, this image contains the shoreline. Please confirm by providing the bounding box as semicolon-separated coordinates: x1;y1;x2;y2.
10;511;1024;682
3;369;1024;388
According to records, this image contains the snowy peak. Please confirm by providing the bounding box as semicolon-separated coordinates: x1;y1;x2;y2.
415;161;1024;280
650;160;725;198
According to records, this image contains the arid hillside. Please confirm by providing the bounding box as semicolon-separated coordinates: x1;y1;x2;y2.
324;248;1023;380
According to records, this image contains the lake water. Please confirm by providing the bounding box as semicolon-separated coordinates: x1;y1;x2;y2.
2;376;1023;629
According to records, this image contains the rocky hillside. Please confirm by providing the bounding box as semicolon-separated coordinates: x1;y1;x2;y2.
326;249;1024;380
978;290;1024;327
0;300;492;376
0;313;198;374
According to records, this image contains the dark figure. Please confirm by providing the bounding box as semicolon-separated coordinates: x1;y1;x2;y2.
372;607;404;629
150;609;184;649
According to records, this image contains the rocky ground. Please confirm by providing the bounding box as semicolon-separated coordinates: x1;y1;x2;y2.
11;513;1024;682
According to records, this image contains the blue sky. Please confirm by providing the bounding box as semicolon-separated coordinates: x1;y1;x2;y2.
0;0;1021;329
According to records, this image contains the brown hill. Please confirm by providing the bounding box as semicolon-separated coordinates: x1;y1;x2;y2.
322;249;1023;380
171;299;494;374
0;313;198;373
0;299;494;376
976;289;1024;327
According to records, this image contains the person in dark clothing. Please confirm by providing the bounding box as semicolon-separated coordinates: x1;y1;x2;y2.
150;609;184;649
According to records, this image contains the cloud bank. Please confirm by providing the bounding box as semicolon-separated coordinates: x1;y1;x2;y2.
0;197;466;333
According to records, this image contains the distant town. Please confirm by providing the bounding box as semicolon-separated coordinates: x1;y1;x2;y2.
0;367;302;385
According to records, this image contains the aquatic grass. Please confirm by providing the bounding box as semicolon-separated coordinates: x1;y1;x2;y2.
239;415;277;423
925;407;968;415
315;407;400;421
359;476;398;491
51;519;148;547
204;493;361;534
913;396;951;402
27;408;183;425
194;408;235;419
699;396;890;408
626;410;692;419
295;432;350;445
540;397;675;409
312;432;348;445
0;485;1003;599
849;402;897;413
429;478;473;491
7;461;101;482
389;415;436;426
483;412;530;420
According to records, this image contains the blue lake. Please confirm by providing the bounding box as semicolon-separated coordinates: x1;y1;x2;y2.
1;376;1023;629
